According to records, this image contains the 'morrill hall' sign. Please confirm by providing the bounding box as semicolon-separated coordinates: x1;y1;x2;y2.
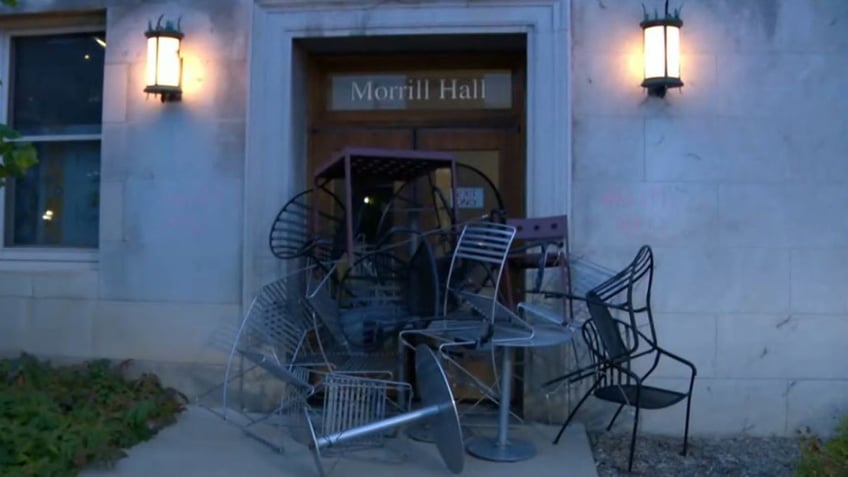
329;70;513;111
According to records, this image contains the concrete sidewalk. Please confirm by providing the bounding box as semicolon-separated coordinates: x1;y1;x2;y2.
80;406;599;477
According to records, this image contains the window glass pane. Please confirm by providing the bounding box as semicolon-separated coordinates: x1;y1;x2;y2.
10;32;106;135
6;141;101;248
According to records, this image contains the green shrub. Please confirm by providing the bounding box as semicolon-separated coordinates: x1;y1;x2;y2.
0;354;186;477
796;415;848;477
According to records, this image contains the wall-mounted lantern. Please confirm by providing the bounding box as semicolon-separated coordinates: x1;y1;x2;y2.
144;15;183;103
641;1;683;98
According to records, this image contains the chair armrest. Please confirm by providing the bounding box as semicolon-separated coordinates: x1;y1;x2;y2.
657;346;698;375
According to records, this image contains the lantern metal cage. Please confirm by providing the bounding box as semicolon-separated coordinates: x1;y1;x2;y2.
144;15;184;103
640;1;683;98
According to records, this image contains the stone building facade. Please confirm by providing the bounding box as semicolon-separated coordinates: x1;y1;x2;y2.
0;0;846;437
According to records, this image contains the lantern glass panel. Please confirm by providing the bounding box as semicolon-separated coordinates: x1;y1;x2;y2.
145;35;181;88
643;25;666;79
145;36;158;86
665;25;681;79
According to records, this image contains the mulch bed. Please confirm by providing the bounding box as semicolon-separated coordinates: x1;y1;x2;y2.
589;432;801;477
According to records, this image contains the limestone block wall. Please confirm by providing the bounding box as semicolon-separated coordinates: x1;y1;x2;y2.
0;0;250;380
1;0;846;438
570;0;848;437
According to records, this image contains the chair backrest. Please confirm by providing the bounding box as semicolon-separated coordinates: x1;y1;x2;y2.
237;277;314;372
585;290;629;361
304;278;352;353
443;221;517;324
585;245;656;354
590;245;653;305
508;215;568;243
507;214;574;322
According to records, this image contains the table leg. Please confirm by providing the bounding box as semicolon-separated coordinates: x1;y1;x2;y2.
465;347;536;462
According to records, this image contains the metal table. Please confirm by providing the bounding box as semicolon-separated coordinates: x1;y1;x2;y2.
312;147;458;264
464;323;578;462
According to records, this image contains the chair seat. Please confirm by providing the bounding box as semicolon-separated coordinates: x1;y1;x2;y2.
594;384;687;410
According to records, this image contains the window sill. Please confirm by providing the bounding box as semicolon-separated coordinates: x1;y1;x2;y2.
0;248;98;271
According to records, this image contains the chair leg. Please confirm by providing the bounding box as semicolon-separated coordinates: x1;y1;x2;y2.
627;406;640;472
682;394;693;456
553;385;595;445
606;404;625;431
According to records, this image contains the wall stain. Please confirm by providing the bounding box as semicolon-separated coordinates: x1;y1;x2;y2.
784;380;798;397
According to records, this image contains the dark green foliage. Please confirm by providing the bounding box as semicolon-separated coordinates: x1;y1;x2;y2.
796;416;848;477
0;0;38;187
0;124;38;188
0;354;186;477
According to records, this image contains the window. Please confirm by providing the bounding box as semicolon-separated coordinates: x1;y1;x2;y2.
2;31;105;249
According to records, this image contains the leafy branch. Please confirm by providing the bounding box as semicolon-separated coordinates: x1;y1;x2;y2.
0;0;39;188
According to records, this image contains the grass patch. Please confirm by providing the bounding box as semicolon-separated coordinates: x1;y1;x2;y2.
0;354;187;477
797;416;848;477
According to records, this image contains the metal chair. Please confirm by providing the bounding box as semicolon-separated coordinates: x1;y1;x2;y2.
302;273;399;379
302;346;456;477
398;221;532;386
550;245;697;472
210;274;322;452
202;268;414;455
397;221;538;449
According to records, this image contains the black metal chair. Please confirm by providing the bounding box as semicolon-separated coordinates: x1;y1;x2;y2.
548;245;697;472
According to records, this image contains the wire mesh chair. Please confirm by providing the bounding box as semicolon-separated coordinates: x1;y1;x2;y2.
303;373;412;454
303;267;401;380
397;221;534;423
549;245;697;472
197;272;323;452
198;266;415;454
269;187;346;266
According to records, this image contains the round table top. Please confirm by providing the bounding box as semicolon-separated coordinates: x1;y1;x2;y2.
415;344;465;474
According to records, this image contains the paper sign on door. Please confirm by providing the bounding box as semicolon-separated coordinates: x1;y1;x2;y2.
454;187;484;209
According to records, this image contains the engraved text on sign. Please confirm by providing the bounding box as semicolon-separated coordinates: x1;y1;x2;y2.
330;70;512;111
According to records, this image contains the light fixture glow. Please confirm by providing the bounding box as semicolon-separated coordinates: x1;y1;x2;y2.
641;1;683;98
144;15;183;103
94;36;107;48
42;210;54;221
363;196;372;204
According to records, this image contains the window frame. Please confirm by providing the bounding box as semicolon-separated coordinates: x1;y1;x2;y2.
0;23;106;269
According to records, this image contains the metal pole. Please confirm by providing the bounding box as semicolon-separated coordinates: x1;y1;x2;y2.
496;348;514;447
315;403;451;449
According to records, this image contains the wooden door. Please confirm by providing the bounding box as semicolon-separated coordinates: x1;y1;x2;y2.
308;128;414;181
415;128;524;219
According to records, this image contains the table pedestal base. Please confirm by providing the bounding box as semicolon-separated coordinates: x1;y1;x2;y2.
466;436;536;462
